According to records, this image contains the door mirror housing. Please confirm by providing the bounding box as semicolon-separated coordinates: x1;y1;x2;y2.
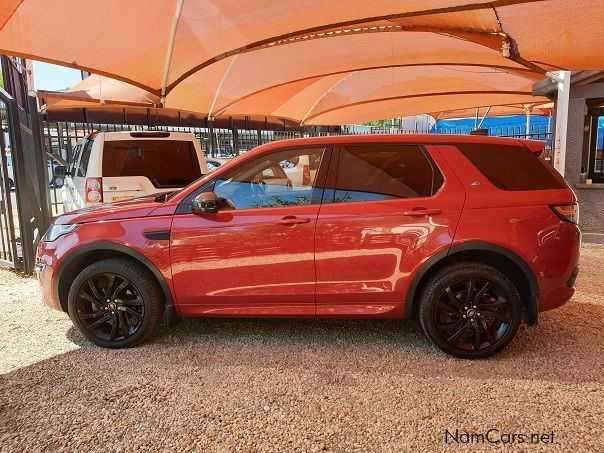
191;192;221;214
54;165;67;177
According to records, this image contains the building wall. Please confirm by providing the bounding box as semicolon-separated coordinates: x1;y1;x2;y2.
565;96;604;243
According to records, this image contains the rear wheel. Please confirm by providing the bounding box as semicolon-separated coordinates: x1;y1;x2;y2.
67;258;163;348
419;262;521;359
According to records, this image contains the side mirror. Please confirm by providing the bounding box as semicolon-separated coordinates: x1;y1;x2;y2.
54;165;67;177
191;191;220;214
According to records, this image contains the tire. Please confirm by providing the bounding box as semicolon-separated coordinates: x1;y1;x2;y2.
67;258;164;348
52;176;64;188
418;262;521;359
8;178;14;190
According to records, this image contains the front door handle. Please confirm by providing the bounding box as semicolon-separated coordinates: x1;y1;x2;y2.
402;208;442;217
275;216;311;225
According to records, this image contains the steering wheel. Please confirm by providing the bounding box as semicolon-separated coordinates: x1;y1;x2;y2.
250;176;267;198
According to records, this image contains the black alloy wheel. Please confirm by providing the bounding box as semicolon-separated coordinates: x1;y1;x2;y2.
433;277;512;352
68;258;163;348
75;273;145;342
419;262;521;359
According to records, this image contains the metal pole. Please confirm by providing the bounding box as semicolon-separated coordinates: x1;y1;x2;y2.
525;106;532;139
553;71;571;175
28;95;51;231
207;119;216;157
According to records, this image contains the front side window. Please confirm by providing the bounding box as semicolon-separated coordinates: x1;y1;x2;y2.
333;144;443;203
214;148;325;209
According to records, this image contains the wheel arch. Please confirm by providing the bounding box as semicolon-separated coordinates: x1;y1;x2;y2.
55;241;175;315
406;241;539;326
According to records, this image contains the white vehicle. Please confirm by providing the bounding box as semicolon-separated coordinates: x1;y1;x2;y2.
61;131;208;212
205;157;230;172
280;153;321;188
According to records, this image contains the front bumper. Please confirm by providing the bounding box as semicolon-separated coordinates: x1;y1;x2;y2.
35;242;63;311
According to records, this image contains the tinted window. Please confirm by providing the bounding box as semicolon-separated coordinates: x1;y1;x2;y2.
214;148;325;209
69;144;82;176
77;140;93;177
333;145;443;203
102;140;202;188
457;144;566;191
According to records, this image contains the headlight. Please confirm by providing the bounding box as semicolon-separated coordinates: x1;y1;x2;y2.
43;224;79;242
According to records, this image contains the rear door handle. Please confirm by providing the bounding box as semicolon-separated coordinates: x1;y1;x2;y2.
275;216;311;225
402;208;442;217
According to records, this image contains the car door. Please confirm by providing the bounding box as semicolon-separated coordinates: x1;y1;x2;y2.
170;146;331;317
315;143;464;318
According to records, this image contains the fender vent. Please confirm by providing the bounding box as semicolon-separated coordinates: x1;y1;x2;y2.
143;230;170;240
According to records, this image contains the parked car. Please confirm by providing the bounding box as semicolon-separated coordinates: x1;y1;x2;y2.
36;135;580;358
61;131;208;212
2;147;66;189
205;157;230;172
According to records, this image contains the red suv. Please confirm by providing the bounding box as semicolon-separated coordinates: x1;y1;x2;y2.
36;135;580;358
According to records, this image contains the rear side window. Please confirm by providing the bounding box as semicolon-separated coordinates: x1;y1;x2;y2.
77;140;93;177
102;140;202;188
333;144;443;203
69;144;82;176
457;144;566;191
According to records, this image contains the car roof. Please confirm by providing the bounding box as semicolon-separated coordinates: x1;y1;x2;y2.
250;134;542;154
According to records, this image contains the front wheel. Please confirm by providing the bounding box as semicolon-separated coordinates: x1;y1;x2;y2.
67;258;163;348
418;262;521;359
52;176;64;188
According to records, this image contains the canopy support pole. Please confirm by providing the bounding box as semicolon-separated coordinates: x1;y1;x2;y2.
160;0;185;106
524;105;532;138
505;49;563;84
476;106;491;130
208;55;239;118
300;72;355;125
553;71;571;175
474;108;479;130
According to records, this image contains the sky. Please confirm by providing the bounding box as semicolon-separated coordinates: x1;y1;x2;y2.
32;61;83;91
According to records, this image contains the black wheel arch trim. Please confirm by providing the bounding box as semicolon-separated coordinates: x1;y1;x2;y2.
405;241;539;325
53;241;175;313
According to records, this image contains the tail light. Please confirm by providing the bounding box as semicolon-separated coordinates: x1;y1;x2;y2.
551;204;578;224
302;164;311;186
85;177;103;204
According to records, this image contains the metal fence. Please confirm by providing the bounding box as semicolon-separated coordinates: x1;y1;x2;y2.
0;94;19;268
42;120;555;218
1;57;50;273
435;123;553;159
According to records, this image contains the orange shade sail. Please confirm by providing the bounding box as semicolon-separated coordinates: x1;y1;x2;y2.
2;0;601;124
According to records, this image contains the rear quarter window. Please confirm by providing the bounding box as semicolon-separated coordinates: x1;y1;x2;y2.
102;139;202;188
456;144;567;191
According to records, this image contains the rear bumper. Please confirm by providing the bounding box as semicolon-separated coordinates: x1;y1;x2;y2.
537;223;581;313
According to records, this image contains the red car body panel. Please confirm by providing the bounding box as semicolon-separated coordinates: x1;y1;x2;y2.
36;135;581;323
437;145;580;312
37;214;175;311
170;204;319;317
314;146;465;318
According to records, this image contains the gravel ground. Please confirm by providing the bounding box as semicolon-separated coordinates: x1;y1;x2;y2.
1;245;603;452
